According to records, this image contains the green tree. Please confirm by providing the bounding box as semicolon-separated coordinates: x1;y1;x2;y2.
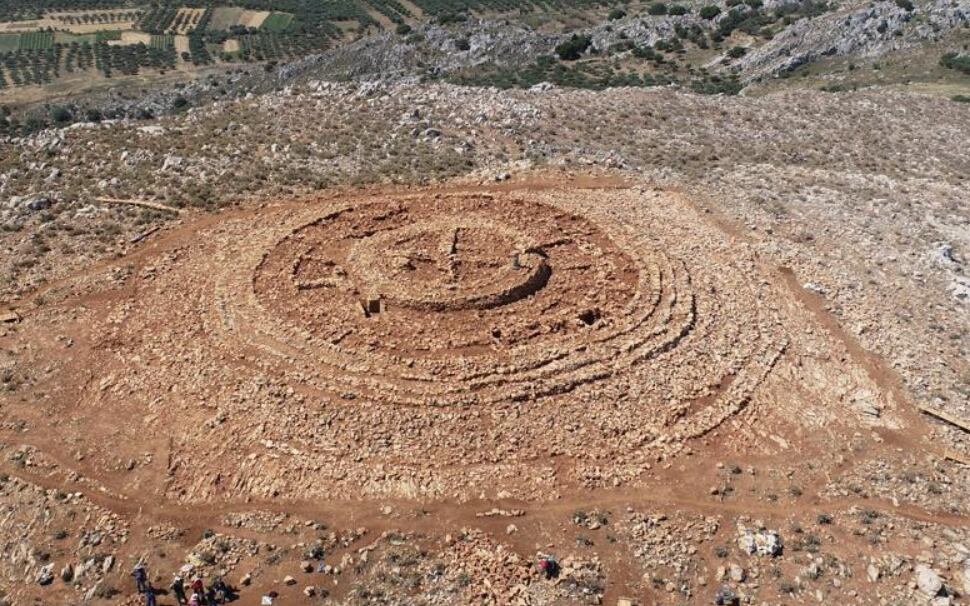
555;34;592;61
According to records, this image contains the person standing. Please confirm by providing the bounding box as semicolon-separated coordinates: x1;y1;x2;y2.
170;575;187;605
132;563;148;593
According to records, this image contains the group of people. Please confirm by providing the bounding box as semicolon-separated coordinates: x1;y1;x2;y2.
133;563;233;605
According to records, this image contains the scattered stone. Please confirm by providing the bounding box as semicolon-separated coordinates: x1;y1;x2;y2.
737;526;782;557
36;564;54;586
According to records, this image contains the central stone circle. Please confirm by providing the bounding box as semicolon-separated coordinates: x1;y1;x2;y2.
344;216;551;312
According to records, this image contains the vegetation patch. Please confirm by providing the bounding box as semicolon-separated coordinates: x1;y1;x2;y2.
260;12;294;33
940;52;970;75
448;54;673;90
555;34;591;61
19;30;54;51
0;33;20;53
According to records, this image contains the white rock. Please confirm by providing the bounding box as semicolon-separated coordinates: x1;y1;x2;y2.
729;564;746;582
916;564;942;597
866;563;880;582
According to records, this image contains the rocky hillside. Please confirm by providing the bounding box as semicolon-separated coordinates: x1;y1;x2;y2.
279;0;970;87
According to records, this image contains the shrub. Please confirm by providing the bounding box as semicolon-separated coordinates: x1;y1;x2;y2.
49;106;72;124
455;37;470;51
779;580;798;594
648;2;669;14
941;52;970;75
555;34;592;61
396;23;411;35
894;0;914;11
668;4;689;14
952;94;970;103
700;5;722;19
727;45;747;58
608;8;627;19
691;75;742;94
436;12;467;24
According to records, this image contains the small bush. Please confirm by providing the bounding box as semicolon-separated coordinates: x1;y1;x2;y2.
608;8;627;19
700;5;722;19
894;0;914;11
727;45;747;58
691;75;742;94
436;12;467;24
50;106;72;124
396;23;411;35
859;509;879;525
455;37;470;51
555;34;592;61
952;94;970;103
668;4;689;14
648;2;669;15
941;52;970;75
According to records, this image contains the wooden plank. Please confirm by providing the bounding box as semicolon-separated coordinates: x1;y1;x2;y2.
918;404;970;434
130;226;160;244
95;197;182;215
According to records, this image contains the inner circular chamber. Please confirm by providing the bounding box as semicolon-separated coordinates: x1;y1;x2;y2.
346;217;551;312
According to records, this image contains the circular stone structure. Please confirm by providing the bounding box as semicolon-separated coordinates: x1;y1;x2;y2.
344;217;551;312
213;192;785;423
33;185;797;501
